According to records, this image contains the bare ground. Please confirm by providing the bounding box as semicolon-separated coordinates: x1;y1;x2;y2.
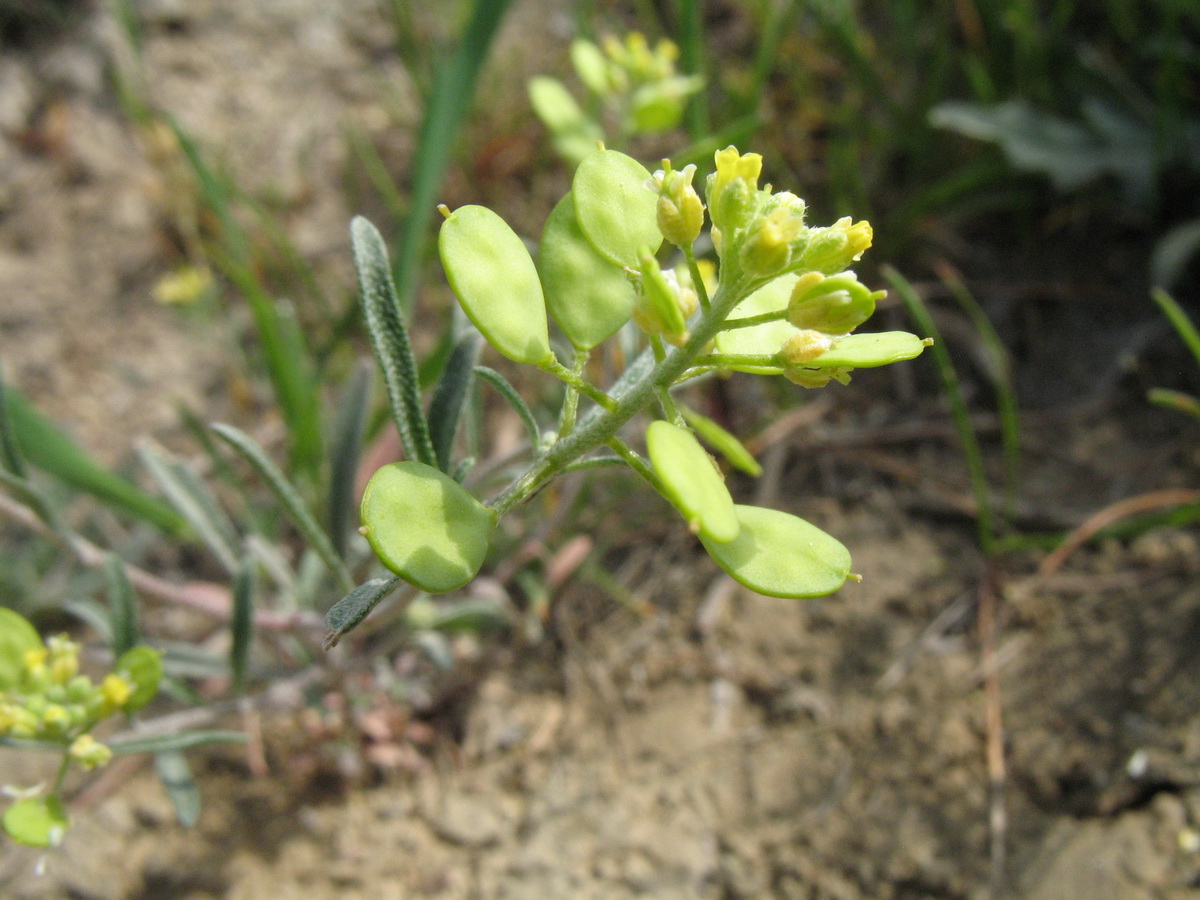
3;2;1200;898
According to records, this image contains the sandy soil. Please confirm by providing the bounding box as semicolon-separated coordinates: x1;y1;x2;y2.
3;2;1200;899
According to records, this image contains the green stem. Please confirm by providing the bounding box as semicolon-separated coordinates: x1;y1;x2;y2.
488;272;754;516
719;308;788;330
697;352;781;369
683;247;711;311
557;348;590;437
605;437;661;492
51;750;72;797
541;356;617;412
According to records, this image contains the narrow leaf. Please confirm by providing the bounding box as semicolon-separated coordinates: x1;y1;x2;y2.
4;389;185;533
139;443;240;574
154;750;201;827
110;730;246;757
0;357;26;476
211;423;354;591
104;553;140;657
230;556;255;695
351;216;437;467
328;360;373;558
391;0;516;309
428;331;482;472
323;576;402;649
474;366;540;448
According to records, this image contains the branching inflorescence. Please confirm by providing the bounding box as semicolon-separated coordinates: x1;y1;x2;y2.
331;145;930;645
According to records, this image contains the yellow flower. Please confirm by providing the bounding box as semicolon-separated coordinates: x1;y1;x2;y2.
68;734;113;770
648;161;705;248
706;147;763;235
100;673;133;711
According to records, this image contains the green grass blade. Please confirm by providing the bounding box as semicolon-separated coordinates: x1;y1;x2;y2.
217;258;323;478
473;366;540;448
4;389;185;534
885;266;995;554
103;553;140;657
676;0;709;139
138;443;241;575
391;0;515;310
230;556;255;696
351;216;437;467
938;266;1021;524
346;125;407;226
428;332;483;473
1153;289;1200;369
0;357;26;477
323;576;403;649
328;361;373;559
211;423;354;592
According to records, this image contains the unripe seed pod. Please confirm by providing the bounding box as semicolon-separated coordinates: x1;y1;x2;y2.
787;273;879;334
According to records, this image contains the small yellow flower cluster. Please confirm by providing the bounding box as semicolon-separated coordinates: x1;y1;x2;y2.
704;147;874;283
0;626;141;769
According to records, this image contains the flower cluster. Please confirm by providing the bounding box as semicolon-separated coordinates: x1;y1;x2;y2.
1;612;162;769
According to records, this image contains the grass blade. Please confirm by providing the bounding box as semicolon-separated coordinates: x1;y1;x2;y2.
104;553;140;657
139;443;240;575
676;0;709;138
474;366;540;448
391;0;515;309
4;389;185;534
1153;289;1200;369
885;266;995;554
328;361;373;558
323;576;402;649
0;356;26;477
230;556;255;695
936;264;1021;524
428;331;482;473
351;216;437;467
211;423;354;592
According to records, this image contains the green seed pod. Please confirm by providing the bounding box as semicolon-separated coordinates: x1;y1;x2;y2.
539;193;634;350
360;462;498;594
573;149;662;267
700;505;852;598
438;205;553;366
646;421;740;543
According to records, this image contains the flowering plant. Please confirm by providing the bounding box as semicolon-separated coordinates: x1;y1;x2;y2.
328;145;930;644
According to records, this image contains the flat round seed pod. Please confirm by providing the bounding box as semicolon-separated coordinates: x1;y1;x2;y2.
714;273;799;374
805;331;929;368
573;149;662;267
360;462;497;594
540;193;635;350
700;504;851;599
438;205;553;366
646;420;739;543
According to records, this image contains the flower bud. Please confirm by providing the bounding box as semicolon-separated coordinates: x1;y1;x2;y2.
794;217;873;274
100;673;133;714
66;675;94;703
787;272;880;334
46;635;80;685
706;147;763;235
69;734;113;771
632;252;697;346
40;703;71;736
780;329;835;366
739;205;807;278
647;161;704;248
